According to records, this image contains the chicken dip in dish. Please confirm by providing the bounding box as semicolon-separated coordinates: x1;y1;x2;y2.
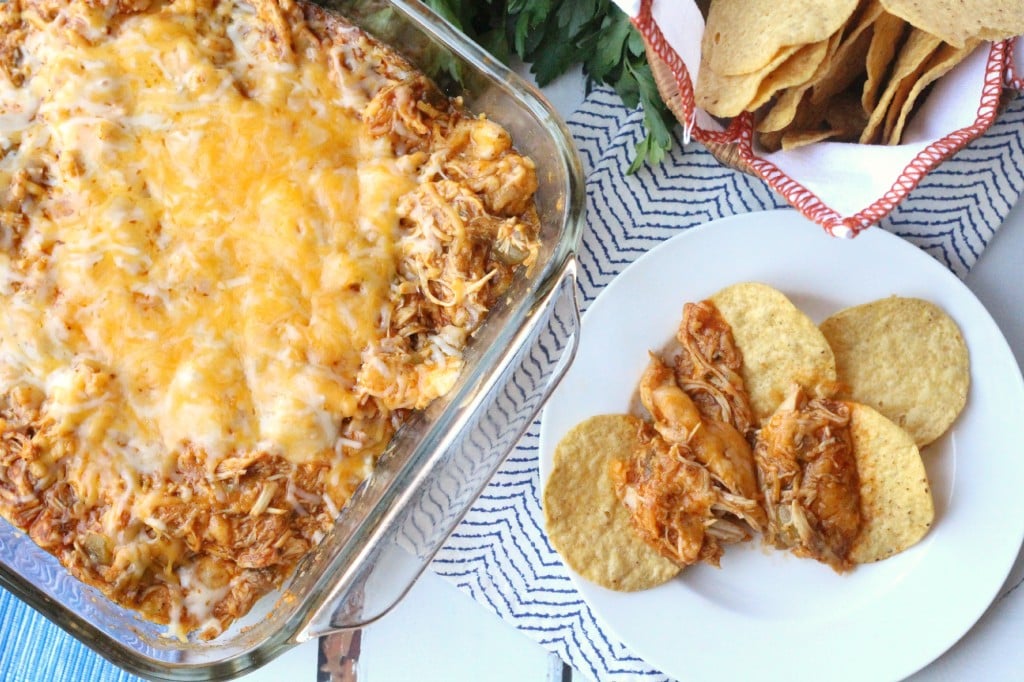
0;0;540;638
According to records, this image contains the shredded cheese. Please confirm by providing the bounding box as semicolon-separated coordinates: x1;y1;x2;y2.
0;0;540;638
1;1;413;473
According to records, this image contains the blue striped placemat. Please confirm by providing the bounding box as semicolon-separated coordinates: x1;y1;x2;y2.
0;589;140;682
430;86;1024;681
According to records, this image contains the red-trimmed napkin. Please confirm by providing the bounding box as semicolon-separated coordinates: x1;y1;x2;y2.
619;0;1023;237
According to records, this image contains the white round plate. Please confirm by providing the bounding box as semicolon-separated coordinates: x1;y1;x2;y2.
538;209;1024;682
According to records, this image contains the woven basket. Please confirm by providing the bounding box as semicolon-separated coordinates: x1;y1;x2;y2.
645;41;752;175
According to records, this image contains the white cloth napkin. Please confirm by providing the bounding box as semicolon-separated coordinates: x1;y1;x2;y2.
430;85;1024;680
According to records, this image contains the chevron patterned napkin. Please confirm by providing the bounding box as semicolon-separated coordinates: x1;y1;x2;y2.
0;87;1021;682
430;86;1024;681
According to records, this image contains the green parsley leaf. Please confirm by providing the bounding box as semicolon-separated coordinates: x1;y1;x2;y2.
416;0;676;170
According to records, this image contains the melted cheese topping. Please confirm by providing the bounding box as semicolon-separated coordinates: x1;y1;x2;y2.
0;0;541;638
0;1;415;478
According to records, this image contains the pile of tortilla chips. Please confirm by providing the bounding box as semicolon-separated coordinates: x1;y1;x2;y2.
543;283;969;591
694;0;1024;150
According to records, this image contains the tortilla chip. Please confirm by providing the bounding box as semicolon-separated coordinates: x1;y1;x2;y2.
880;0;1024;48
543;415;681;591
756;129;785;152
702;0;860;76
881;33;961;143
807;6;879;111
886;40;978;144
860;28;942;144
757;86;811;134
710;282;837;423
696;44;803;118
848;403;934;563
748;40;834;111
820;297;969;447
698;41;829;118
755;5;874;139
754;30;845;134
780;128;838;150
862;11;908;114
825;88;870;137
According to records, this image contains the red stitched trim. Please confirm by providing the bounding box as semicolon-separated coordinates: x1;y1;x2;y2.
845;41;1007;234
695;115;747;146
636;4;1011;237
734;41;1008;237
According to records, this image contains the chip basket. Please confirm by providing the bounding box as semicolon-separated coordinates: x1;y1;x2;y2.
632;0;1022;237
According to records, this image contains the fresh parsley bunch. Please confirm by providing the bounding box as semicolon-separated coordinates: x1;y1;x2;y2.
424;0;675;171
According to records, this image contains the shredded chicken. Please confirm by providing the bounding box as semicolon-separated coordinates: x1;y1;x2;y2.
754;385;862;572
358;82;540;412
612;300;767;568
640;355;762;516
1;387;398;630
674;301;756;441
610;422;762;568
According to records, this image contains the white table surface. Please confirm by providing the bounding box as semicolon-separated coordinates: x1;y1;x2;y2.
241;67;1024;682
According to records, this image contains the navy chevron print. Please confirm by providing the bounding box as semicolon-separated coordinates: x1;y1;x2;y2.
883;97;1024;276
430;87;1024;681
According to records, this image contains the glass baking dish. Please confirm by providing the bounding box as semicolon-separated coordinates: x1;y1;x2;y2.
0;1;585;679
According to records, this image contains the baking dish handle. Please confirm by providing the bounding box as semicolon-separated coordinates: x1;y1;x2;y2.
297;256;580;639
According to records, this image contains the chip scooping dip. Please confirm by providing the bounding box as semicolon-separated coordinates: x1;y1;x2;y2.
613;301;768;571
709;282;837;423
819;296;969;447
543;415;681;591
755;386;863;572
